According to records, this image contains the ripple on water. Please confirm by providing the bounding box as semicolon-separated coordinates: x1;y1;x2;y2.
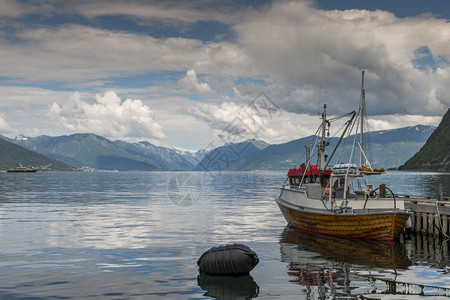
0;171;449;299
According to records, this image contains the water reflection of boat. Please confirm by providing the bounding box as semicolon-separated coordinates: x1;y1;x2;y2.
279;226;410;298
280;226;410;270
197;274;259;300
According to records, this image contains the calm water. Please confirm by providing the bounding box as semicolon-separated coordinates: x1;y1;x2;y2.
0;171;449;299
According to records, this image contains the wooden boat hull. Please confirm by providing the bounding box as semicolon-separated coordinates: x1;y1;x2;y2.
276;197;410;242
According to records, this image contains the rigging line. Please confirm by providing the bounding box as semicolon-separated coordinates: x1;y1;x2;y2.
281;125;322;192
326;120;348;160
327;111;355;122
365;117;374;166
336;108;361;164
353;108;372;166
292;150;306;170
318;112;353;167
346;108;361;166
297;145;322;189
325;121;348;164
279;145;322;195
321;111;356;173
309;133;321;166
327;120;347;140
284;144;322;192
293;125;321;169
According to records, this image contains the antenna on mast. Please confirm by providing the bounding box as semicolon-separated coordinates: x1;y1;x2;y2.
317;85;323;117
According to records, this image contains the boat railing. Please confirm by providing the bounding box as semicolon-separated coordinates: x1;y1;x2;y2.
361;185;398;209
281;185;308;195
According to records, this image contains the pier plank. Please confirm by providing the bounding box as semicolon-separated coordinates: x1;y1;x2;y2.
405;202;450;215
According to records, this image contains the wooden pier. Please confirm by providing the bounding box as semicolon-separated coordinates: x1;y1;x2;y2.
398;186;450;238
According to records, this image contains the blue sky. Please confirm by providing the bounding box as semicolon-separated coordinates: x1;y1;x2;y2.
0;0;449;150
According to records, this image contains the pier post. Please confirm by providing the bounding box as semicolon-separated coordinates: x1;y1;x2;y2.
379;184;386;198
442;216;449;237
428;213;434;235
444;234;449;256
414;212;421;233
434;215;441;237
421;213;428;234
437;184;443;201
428;214;434;235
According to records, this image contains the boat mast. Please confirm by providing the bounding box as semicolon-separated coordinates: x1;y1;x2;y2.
321;110;356;174
319;104;327;170
359;70;365;167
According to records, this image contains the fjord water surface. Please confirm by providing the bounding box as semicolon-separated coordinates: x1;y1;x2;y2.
0;171;449;299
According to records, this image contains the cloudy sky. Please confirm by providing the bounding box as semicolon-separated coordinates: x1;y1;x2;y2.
0;0;449;150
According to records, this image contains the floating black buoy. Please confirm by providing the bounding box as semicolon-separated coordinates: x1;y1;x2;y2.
197;244;259;276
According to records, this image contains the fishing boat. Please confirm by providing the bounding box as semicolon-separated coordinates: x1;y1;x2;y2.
275;72;410;242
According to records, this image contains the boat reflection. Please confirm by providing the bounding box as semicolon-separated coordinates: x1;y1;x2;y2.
197;274;259;300
279;226;411;298
280;226;410;270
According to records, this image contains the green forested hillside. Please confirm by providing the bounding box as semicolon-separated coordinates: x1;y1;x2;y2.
399;109;450;171
0;138;73;170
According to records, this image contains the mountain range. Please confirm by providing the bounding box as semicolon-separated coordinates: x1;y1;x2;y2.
194;139;269;171
3;133;205;171
221;125;435;171
113;140;204;171
0;124;436;171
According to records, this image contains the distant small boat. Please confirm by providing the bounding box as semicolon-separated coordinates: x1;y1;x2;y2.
7;165;38;173
358;165;385;175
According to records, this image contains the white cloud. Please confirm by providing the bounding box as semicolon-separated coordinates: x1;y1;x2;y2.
72;0;252;25
0;86;85;137
3;2;447;119
187;100;325;144
0;1;449;150
179;69;213;95
0;0;25;17
234;1;450;116
0;25;251;83
367;114;442;131
186;98;444;146
48;91;165;140
0;115;13;133
188;102;267;137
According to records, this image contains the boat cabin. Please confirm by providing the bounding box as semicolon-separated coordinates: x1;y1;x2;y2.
288;163;371;200
287;164;332;187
